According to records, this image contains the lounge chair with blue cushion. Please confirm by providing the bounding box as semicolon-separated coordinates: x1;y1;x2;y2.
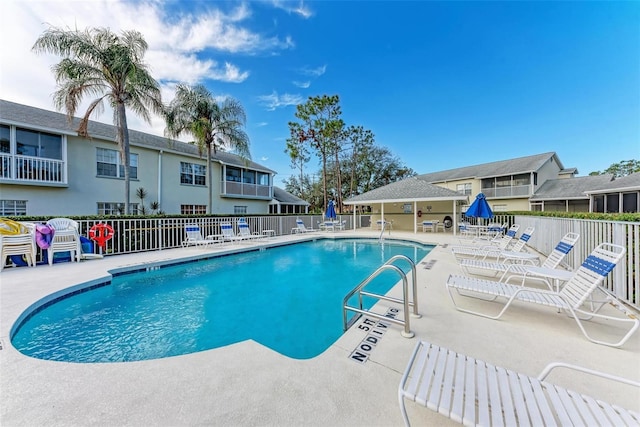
460;232;580;289
294;219;316;233
453;224;519;250
451;226;532;263
399;340;640;427
220;223;245;244
447;243;639;347
182;224;222;247
237;221;263;241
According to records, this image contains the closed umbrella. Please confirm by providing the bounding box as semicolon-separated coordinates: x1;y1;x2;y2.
325;200;337;220
465;193;493;222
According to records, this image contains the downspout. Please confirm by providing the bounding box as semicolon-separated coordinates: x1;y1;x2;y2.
414;201;418;233
157;150;163;208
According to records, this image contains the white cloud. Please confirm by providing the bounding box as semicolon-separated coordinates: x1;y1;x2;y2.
257;91;303;111
299;64;326;77
270;1;313;19
0;0;289;135
293;80;311;88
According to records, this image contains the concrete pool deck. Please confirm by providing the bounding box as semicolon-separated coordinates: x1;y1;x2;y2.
1;230;639;426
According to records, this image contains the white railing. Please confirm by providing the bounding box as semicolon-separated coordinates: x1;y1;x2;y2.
0;153;11;179
1;154;65;183
515;215;639;310
19;214;639;310
68;215;350;255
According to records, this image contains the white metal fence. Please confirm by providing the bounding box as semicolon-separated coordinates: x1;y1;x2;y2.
30;214;639;310
514;215;639;310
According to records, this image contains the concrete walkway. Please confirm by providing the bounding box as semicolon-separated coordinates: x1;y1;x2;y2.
1;230;639;426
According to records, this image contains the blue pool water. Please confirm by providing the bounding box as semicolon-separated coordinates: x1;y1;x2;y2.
12;238;433;363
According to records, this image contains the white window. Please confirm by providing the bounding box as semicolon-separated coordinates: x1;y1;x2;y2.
181;204;207;214
180;162;206;186
0;200;27;215
96;148;138;179
97;202;139;215
492;204;508;212
456;183;472;195
257;172;270;186
234;206;247;214
16;128;62;159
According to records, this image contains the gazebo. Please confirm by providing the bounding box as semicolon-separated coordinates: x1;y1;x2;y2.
343;177;469;234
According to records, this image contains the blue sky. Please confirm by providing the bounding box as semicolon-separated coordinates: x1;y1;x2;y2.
1;1;638;187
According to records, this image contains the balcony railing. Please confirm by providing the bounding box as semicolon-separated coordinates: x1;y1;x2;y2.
0;153;65;184
221;181;272;198
481;184;530;198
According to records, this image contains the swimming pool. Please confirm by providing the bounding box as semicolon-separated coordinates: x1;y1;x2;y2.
12;238;433;362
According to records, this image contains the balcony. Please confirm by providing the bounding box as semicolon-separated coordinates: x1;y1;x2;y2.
220;181;272;199
481;184;530;198
0;153;66;185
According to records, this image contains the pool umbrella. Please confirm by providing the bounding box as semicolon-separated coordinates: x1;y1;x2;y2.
465;193;493;222
325;200;337;220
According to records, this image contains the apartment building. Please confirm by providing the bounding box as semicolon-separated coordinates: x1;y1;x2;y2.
0;100;276;216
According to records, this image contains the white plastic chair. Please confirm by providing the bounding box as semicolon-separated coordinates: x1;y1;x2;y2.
460;232;580;289
0;222;36;271
295;219;316;233
182;224;221;247
237;221;262;240
447;243;639;347
399;340;640;426
46;218;81;265
451;225;525;262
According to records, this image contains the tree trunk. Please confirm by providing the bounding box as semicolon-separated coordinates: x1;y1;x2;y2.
321;151;328;215
116;102;131;214
334;149;342;213
207;142;213;214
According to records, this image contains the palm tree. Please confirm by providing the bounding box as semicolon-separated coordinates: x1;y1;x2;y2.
164;84;250;214
32;26;163;214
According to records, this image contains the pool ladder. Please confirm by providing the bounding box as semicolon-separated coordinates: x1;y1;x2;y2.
342;255;421;338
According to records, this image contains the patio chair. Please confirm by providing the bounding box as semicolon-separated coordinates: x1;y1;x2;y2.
46;218;81;266
460;232;580;288
454;224;519;248
451;225;529;262
457;222;475;239
0;221;36;271
182;224;222;247
220;223;244;243
446;243;639;347
237;221;263;241
399;340;640;427
294;219;316;233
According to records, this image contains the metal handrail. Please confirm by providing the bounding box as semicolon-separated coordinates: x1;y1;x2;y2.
342;255;419;338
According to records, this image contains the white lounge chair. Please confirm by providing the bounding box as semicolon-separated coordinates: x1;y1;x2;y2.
460;232;580;288
294;219;316;233
46;217;81;265
447;243;639;347
182;224;222;247
453;224;520;250
399;340;640;427
237;221;262;241
452;226;532;262
220;223;244;243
